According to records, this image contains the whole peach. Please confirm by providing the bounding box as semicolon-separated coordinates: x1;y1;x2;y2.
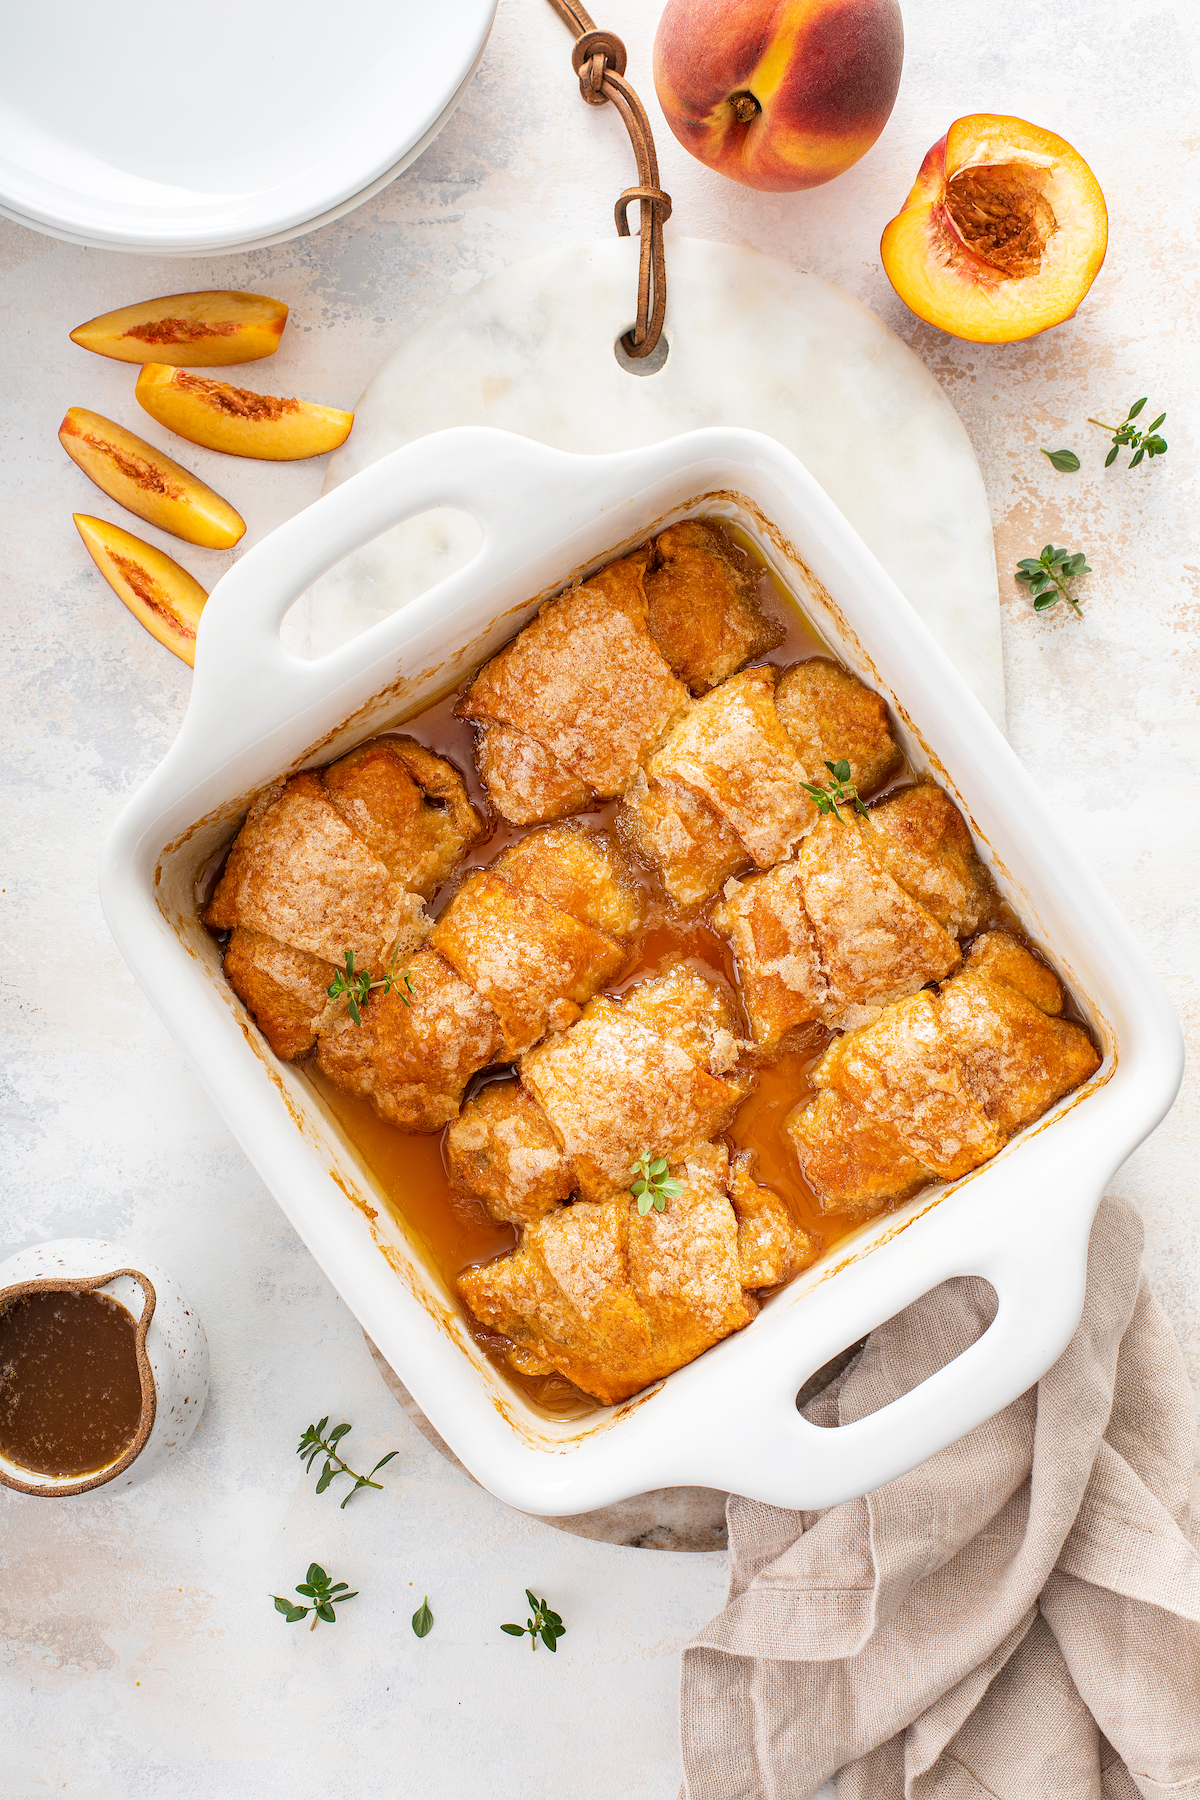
654;0;904;192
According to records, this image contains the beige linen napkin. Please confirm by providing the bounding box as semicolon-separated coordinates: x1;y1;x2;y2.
680;1195;1200;1800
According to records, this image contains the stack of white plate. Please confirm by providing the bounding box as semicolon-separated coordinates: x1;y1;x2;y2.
0;0;497;253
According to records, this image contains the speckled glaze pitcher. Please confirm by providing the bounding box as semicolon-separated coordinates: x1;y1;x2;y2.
0;1239;208;1497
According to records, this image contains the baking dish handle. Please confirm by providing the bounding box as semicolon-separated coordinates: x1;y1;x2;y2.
187;427;620;743
688;1194;1095;1511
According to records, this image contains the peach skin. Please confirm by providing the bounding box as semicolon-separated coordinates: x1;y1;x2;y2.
880;115;1108;342
59;408;246;549
74;515;208;666
70;291;288;366
135;365;354;461
654;0;903;192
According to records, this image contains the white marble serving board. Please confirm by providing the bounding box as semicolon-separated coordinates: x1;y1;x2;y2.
302;231;1006;1539
298;234;1005;727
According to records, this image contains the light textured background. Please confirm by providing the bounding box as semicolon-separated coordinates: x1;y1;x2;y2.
1;1;1197;1796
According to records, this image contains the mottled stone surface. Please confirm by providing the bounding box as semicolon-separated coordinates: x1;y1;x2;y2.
308;236;1005;722
1;2;1197;1797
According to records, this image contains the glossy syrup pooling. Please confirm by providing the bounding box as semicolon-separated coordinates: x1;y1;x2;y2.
0;1289;144;1477
298;541;888;1418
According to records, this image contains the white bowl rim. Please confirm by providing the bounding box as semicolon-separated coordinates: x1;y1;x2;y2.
0;1;495;251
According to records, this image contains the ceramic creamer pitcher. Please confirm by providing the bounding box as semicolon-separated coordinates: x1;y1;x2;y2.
0;1238;208;1497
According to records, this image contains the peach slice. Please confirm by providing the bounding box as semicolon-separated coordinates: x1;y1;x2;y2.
59;408;245;549
134;364;353;461
880;115;1108;343
74;515;208;666
70;291;288;366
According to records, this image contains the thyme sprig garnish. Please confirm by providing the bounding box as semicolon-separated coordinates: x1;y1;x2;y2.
630;1150;683;1216
801;758;868;823
297;1416;399;1508
1088;397;1167;468
1015;544;1092;617
412;1597;434;1638
501;1590;567;1652
327;946;413;1025
272;1563;358;1630
1040;447;1080;472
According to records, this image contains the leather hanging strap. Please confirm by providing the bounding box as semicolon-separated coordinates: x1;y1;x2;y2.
544;0;672;358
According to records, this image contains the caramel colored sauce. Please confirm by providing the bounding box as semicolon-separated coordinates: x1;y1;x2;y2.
200;522;1094;1418
0;1290;143;1477
294;542;886;1416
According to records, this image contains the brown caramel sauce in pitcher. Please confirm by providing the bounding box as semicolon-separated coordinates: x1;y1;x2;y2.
0;1289;144;1477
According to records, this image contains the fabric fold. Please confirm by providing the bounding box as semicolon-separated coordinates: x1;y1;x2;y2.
680;1196;1200;1800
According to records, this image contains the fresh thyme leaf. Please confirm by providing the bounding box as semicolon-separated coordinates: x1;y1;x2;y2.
1040;447;1081;472
800;757;868;824
1089;398;1168;469
1014;543;1092;618
503;1591;567;1652
412;1597;434;1638
327;944;413;1027
630;1150;680;1215
271;1566;357;1630
297;1418;399;1506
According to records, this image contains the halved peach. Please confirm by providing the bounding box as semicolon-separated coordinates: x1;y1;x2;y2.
74;515;208;666
59;408;245;548
135;364;353;461
880;115;1108;343
70;291;288;366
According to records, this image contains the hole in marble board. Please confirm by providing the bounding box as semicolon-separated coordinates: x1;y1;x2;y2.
796;1278;999;1426
614;328;670;375
279;505;484;660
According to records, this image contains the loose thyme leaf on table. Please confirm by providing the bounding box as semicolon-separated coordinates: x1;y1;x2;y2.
501;1589;567;1653
1088;397;1168;469
271;1563;358;1630
1040;447;1081;472
1014;545;1092;618
326;946;414;1026
412;1597;434;1639
297;1415;399;1508
800;758;869;824
629;1149;684;1216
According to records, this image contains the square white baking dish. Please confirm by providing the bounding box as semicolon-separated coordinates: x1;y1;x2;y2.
100;426;1183;1513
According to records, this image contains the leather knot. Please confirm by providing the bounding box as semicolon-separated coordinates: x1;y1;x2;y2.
572;28;627;104
615;185;673;237
546;1;670;360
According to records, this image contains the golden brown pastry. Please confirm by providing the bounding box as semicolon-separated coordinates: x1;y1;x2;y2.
317;947;504;1131
431;872;628;1057
205;738;484;1060
317;825;643;1130
644;520;783;692
866;782;995;936
520;995;747;1203
453;964;816;1403
715;813;963;1050
445;1081;574;1226
620;662;901;908
458;1140;818;1406
774;658;903;796
220;930;342;1064
787;933;1100;1215
450;966;750;1216
456;550;689;824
